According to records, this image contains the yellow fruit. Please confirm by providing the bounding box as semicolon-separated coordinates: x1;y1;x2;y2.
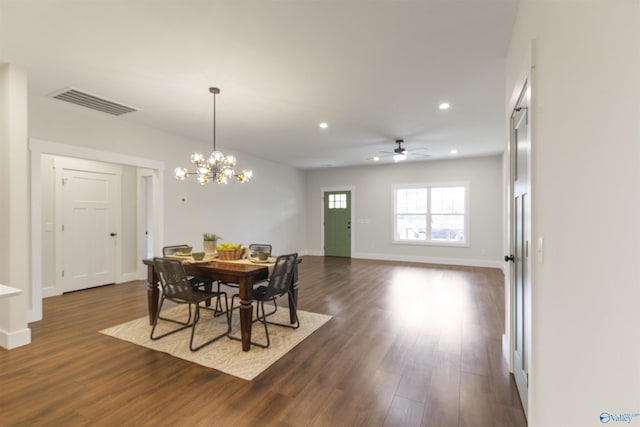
216;242;241;251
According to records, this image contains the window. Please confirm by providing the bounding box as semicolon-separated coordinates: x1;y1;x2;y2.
328;193;347;209
393;183;467;244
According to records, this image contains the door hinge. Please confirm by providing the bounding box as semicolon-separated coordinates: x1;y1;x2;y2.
62;178;68;186
61;224;65;232
61;270;65;277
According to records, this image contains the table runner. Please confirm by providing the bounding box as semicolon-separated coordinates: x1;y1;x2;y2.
167;254;276;276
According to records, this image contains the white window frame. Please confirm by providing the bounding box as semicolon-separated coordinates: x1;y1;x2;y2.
392;182;470;247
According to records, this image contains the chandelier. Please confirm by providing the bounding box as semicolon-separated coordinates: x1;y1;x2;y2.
174;87;253;185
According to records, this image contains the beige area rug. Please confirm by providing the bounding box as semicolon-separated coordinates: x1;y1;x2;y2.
100;304;332;381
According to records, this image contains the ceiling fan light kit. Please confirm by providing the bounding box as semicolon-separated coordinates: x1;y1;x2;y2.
393;139;407;162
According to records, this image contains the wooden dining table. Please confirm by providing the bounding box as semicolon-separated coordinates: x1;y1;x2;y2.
142;258;298;352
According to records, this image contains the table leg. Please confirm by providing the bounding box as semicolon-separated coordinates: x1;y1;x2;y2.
288;259;301;324
238;277;253;351
288;287;298;324
146;265;159;325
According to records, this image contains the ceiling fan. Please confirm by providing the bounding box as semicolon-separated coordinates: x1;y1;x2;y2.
377;139;430;162
391;139;407;161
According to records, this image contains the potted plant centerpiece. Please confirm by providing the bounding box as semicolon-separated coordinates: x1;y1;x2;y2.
203;232;222;255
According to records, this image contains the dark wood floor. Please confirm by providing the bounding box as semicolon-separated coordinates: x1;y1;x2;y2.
0;256;526;427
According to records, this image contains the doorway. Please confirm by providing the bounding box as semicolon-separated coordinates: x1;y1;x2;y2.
323;189;352;257
138;170;155;258
29;138;165;322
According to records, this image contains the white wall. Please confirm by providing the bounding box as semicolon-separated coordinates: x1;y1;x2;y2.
304;155;503;267
121;165;138;274
28;95;307;281
0;64;31;349
0;66;10;288
507;1;640;426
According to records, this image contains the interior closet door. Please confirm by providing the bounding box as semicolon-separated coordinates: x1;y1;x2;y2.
61;169;118;292
506;82;532;417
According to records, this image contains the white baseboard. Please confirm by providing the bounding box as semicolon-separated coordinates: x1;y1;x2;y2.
0;327;31;349
299;250;323;257
298;250;503;269
42;272;138;299
118;272;138;284
351;252;504;269
42;285;62;298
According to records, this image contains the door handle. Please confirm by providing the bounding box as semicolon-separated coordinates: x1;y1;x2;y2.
504;254;514;262
110;232;118;237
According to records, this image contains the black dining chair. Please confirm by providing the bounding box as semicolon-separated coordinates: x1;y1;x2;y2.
162;244;225;317
228;253;299;348
162;244;191;257
248;243;272;258
218;243;274;301
150;257;229;351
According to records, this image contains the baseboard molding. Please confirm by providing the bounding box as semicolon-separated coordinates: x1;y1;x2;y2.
0;327;31;349
42;273;139;298
299;250;323;257
42;285;62;298
298;251;503;270
351;252;504;269
118;272;138;284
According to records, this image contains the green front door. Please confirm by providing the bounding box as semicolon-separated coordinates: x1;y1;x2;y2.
324;191;351;257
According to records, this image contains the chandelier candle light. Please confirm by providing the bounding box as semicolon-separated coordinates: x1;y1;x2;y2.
174;87;253;185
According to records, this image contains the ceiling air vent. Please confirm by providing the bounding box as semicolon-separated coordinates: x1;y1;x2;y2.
50;87;138;116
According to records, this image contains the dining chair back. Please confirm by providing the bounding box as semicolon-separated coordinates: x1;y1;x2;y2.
151;257;229;351
228;253;299;348
248;243;272;257
162;244;191;257
161;245;225;315
155;257;195;302
259;253;297;300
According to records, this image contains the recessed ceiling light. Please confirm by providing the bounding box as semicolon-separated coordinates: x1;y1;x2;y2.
373;156;380;161
450;149;457;154
439;102;450;110
319;122;328;129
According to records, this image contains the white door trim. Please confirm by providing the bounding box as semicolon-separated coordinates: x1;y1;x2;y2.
29;138;165;322
504;40;536;419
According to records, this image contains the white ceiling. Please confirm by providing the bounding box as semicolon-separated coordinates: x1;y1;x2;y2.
0;0;518;169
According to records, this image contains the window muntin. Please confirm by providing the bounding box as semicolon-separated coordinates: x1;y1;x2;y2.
394;184;467;244
328;193;347;209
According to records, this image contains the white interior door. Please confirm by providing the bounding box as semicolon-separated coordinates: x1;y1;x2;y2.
507;83;531;416
61;169;118;292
